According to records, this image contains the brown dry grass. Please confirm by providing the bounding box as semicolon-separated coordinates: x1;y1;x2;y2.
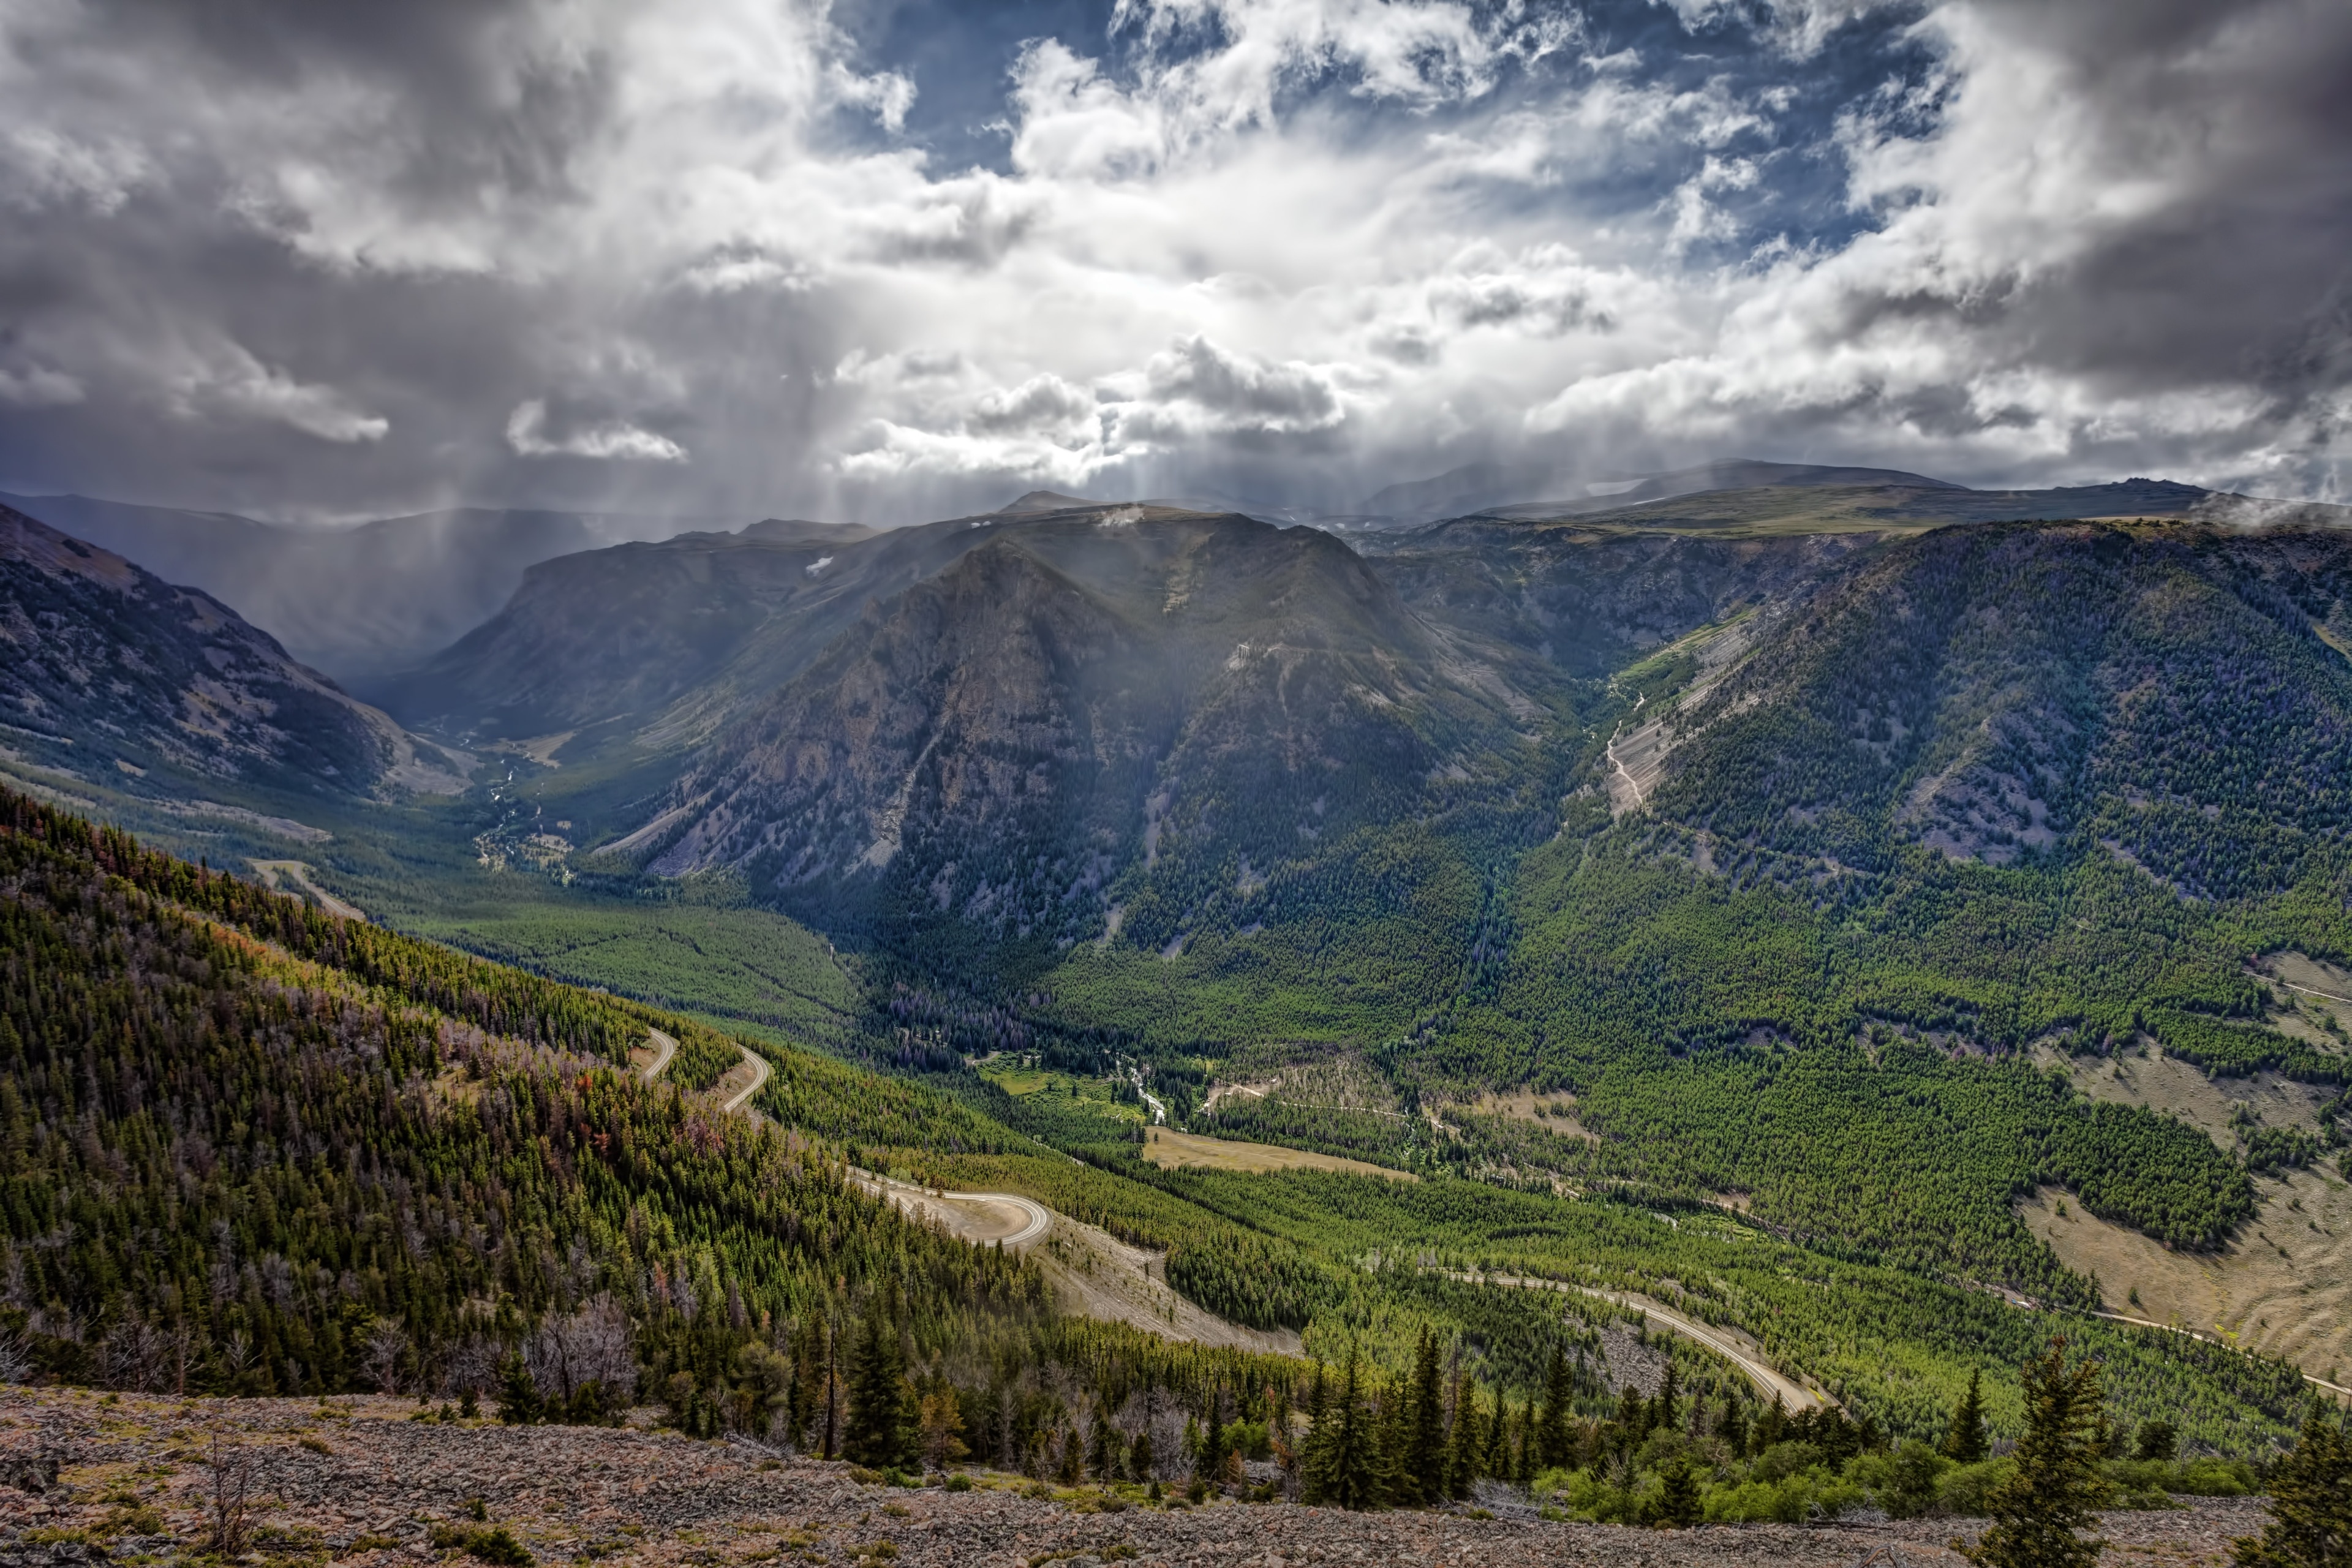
2035;1043;2325;1147
2021;1169;2352;1383
1453;1089;1601;1143
249;860;366;922
2258;953;2352;1047
2024;1026;2352;1382
1139;1125;1415;1181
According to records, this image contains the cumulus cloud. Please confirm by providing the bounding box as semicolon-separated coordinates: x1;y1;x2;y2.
507;400;687;461
0;0;2344;519
159;338;388;443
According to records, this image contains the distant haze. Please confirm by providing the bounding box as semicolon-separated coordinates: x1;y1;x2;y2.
0;493;734;680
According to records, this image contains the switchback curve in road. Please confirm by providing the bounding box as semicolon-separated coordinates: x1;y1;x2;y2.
636;1028;677;1083
853;1171;1051;1248
717;1043;769;1114
636;1029;1044;1245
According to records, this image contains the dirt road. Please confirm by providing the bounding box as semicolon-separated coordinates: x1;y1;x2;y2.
631;1028;678;1082
1455;1272;1827;1410
854;1171;1052;1247
715;1042;769;1112
251;859;367;921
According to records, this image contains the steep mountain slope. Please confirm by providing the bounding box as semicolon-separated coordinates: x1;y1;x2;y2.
1645;521;2352;893
1366;524;1888;677
1351;519;2352;1333
628;507;1561;950
0;492;739;680
0;786;1052;1399
0;503;461;800
375;524;864;743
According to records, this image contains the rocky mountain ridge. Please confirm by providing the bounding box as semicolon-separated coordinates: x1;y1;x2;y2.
0;502;464;802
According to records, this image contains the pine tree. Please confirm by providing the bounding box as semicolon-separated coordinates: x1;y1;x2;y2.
1536;1346;1574;1471
1398;1329;1447;1507
1656;1455;1702;1529
2232;1408;2352;1568
2134;1421;2178;1463
1656;1363;1680;1436
1482;1393;1512;1483
1945;1369;1990;1464
1302;1348;1382;1510
842;1312;916;1470
1717;1398;1749;1457
1375;1371;1409;1505
1447;1381;1484;1500
790;1321;821;1449
1752;1392;1786;1457
1202;1384;1226;1488
1959;1340;2107;1568
1088;1416;1112;1481
494;1352;542;1425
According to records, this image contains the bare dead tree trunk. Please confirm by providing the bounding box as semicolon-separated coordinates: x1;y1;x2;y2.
821;1318;840;1461
205;1423;255;1557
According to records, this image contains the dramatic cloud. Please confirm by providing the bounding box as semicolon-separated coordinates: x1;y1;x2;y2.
0;0;2345;521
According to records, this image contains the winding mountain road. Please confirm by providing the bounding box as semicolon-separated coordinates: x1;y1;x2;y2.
854;1170;1052;1248
1449;1270;1828;1411
633;1026;1048;1246
717;1044;769;1113
635;1028;678;1083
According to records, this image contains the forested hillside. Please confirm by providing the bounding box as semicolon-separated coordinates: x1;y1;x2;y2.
0;788;1045;1404
1;786;2313;1477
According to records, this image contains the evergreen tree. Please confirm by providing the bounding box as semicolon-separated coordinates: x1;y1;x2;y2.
1656;1456;1702;1529
2135;1421;2179;1463
1960;1340;2108;1568
1752;1393;1786;1457
1447;1381;1484;1501
1717;1398;1749;1457
494;1352;543;1425
1088;1417;1113;1482
1202;1384;1226;1487
1482;1393;1513;1483
790;1321;821;1449
1656;1363;1680;1436
2232;1408;2352;1568
1537;1346;1574;1471
1398;1329;1447;1506
1130;1428;1154;1483
1375;1371;1409;1505
1945;1369;1991;1464
1302;1348;1382;1510
842;1312;916;1470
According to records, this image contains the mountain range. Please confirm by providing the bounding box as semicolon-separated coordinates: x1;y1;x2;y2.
0;491;748;680
9;456;2352;1458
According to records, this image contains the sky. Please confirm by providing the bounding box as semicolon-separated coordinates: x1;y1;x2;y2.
0;0;2346;524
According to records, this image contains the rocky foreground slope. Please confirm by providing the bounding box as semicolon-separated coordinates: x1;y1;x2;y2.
0;1389;2266;1568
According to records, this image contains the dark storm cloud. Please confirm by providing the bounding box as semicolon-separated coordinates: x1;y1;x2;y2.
0;0;2345;524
